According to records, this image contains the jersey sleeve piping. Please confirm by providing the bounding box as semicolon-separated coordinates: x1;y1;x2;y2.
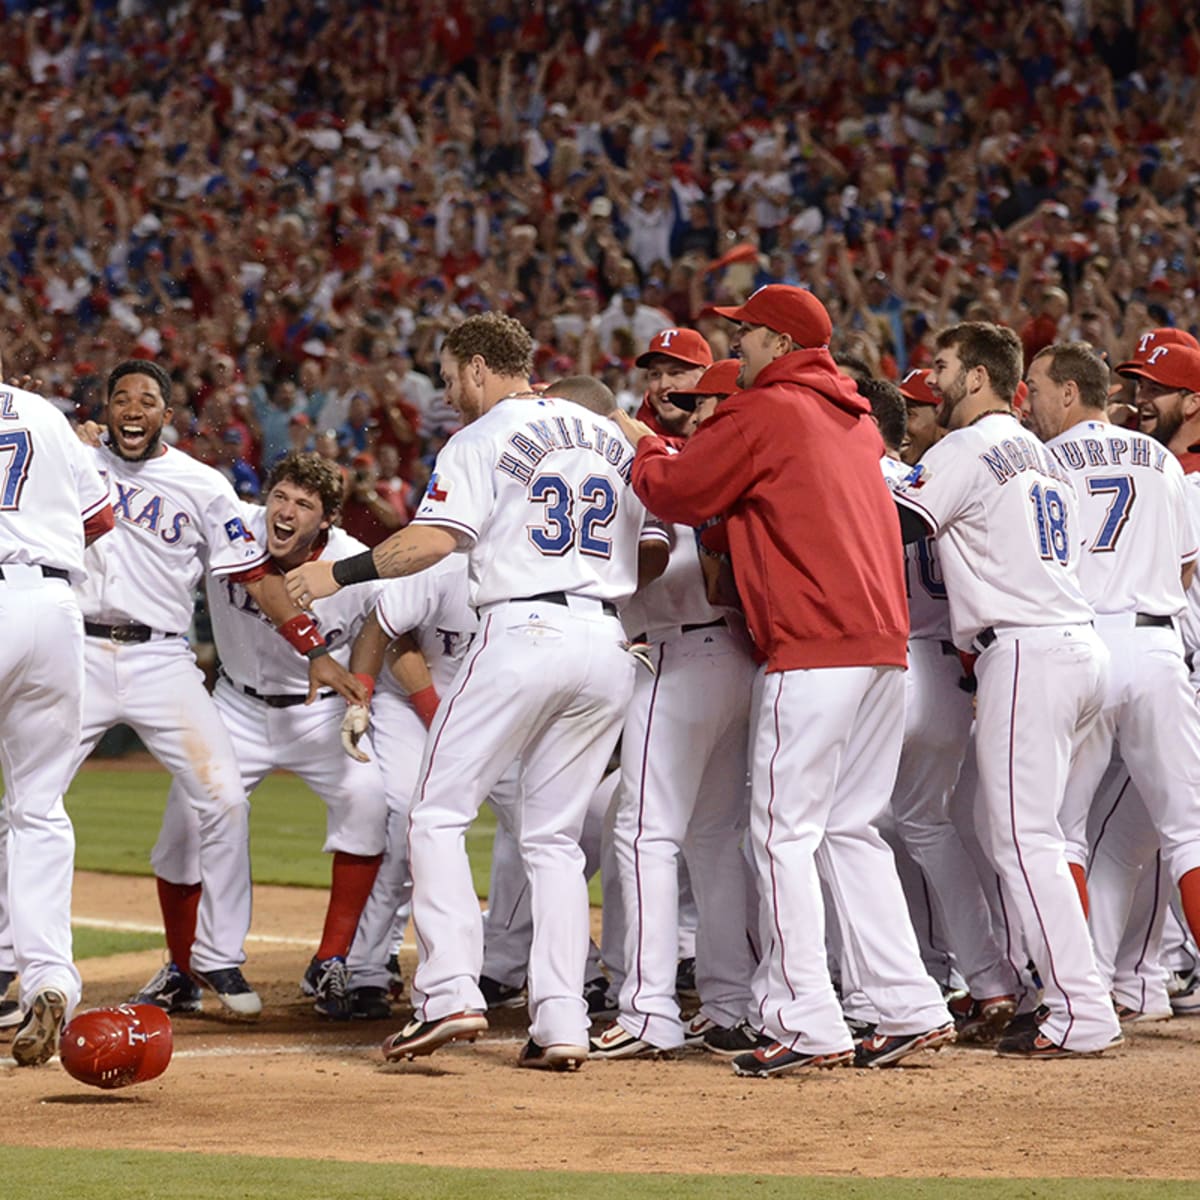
410;514;478;543
209;547;270;578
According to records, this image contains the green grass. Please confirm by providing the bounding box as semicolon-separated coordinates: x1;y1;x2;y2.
0;1149;1193;1200
72;925;163;959
66;766;503;897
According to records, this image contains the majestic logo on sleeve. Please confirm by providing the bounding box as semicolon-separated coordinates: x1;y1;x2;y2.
224;516;255;543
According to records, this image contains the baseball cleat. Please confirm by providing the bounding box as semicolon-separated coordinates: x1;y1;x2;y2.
348;986;393;1022
517;1039;588;1072
192;966;262;1017
1168;969;1200;1014
702;1019;772;1057
382;1010;487;1061
844;1016;878;1046
588;1021;668;1060
303;956;352;1021
130;962;202;1015
479;974;526;1010
854;1021;956;1068
12;987;68;1067
584;975;618;1020
949;992;1016;1043
0;999;22;1030
682;1013;718;1045
675;956;697;1001
1113;1001;1172;1024
731;1042;854;1078
996;1026;1124;1059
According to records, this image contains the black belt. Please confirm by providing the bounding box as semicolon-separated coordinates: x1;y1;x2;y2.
0;564;69;582
682;617;727;635
220;669;335;708
940;640;958;656
516;590;618;618
84;621;182;644
975;627;997;650
1135;613;1173;628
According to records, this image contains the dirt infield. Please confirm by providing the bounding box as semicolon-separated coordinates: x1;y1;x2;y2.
2;870;1197;1179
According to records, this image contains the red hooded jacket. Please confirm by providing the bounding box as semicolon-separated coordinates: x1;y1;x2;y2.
630;349;909;671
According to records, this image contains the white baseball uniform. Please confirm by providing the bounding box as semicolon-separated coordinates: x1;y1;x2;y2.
1046;422;1200;977
609;519;757;1049
405;394;643;1050
893;412;1119;1051
62;442;268;975
151;511;388;889
880;455;1014;1002
346;557;478;992
0;384;110;1020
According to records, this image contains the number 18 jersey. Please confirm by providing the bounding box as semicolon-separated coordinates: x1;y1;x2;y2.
891;412;1093;650
410;395;646;608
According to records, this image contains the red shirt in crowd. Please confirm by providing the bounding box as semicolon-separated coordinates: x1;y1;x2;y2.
630;349;909;672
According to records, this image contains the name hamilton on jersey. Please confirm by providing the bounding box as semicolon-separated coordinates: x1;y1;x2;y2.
495;415;635;486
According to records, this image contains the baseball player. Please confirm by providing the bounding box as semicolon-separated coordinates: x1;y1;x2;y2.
861;377;1018;1039
287;316;647;1071
616;285;953;1077
140;452;387;1020
632;327;714;438
1065;339;1200;1018
590;356;760;1061
19;360;352;1019
0;380;112;1065
892;322;1121;1059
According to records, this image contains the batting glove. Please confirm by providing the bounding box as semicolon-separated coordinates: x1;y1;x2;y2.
340;703;371;763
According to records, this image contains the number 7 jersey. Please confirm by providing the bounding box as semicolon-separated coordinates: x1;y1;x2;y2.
890;412;1093;650
1044;420;1196;616
410;395;646;607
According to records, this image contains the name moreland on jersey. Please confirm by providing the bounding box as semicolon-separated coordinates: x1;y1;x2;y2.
891;413;1093;650
410;395;647;609
75;442;268;632
211;506;384;695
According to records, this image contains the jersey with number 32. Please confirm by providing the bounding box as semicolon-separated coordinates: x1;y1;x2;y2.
410;395;646;607
1044;421;1195;616
891;413;1092;649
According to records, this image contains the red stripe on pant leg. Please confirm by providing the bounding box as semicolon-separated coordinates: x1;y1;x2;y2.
629;642;667;1040
1006;640;1077;1043
406;614;494;1015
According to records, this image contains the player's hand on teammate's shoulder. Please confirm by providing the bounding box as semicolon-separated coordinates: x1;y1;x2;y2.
307;652;369;707
286;559;339;607
612;409;656;447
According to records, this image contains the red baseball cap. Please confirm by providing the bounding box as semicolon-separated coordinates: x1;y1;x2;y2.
1118;343;1200;392
898;368;938;406
1012;379;1029;414
1115;327;1200;376
634;328;714;369
667;358;742;411
711;284;833;348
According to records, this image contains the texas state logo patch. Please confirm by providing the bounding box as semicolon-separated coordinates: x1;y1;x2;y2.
224;516;254;542
425;473;449;503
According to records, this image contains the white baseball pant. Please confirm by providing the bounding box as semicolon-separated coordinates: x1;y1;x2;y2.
0;570;85;1017
408;601;635;1049
612;624;757;1047
749;664;949;1053
972;624;1119;1052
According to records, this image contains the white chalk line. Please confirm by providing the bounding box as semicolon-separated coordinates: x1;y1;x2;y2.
72;915;312;947
3;1034;528;1070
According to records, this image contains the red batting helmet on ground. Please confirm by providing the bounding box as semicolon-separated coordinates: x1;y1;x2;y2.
60;1003;173;1090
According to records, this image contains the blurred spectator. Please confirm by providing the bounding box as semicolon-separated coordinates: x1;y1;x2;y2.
340;451;407;548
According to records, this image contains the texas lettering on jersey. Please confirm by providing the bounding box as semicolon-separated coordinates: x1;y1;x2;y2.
105;474;194;545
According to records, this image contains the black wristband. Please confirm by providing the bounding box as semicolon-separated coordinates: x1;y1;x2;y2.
305;644;332;661
332;550;380;586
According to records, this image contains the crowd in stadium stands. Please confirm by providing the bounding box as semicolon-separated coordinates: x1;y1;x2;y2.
2;0;1200;543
